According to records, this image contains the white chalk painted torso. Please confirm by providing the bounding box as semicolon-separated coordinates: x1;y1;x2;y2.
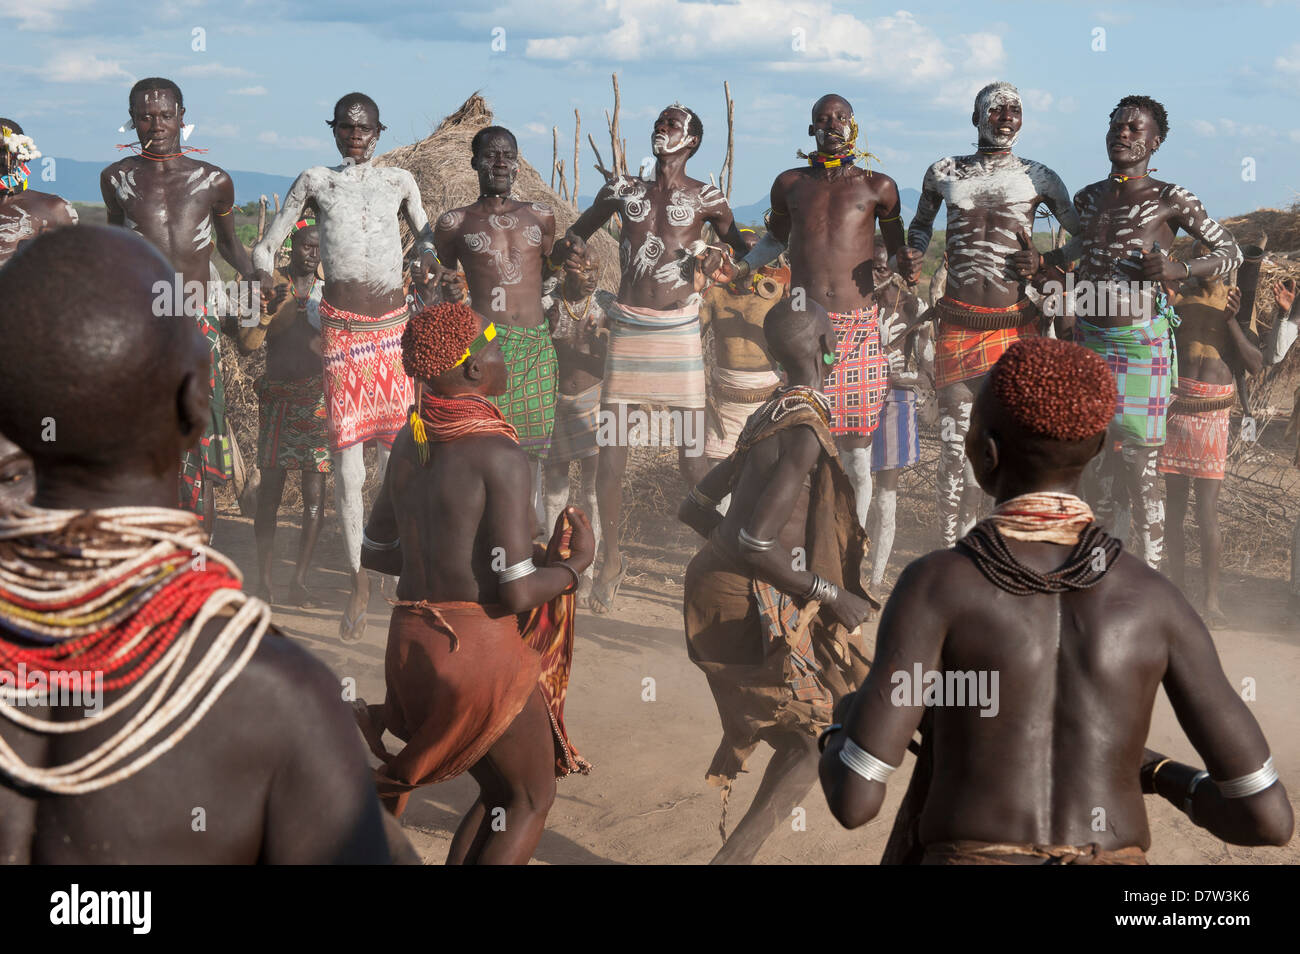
913;154;1078;305
1073;179;1239;325
605;174;727;309
254;162;428;298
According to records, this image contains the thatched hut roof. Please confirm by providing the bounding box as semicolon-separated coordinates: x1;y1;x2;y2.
375;93;621;290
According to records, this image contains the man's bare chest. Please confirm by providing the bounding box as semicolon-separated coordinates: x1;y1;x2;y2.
456;208;546;255
612;178;715;233
934;163;1039;212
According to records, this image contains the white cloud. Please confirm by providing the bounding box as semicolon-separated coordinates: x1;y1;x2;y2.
523;122;548;136
1190;119;1217;137
1275;43;1300;74
522;1;1001;102
257;131;327;150
1191;119;1277;141
1021;88;1054;112
0;0;91;31
178;62;252;79
202;123;241;139
230;86;268;96
42;52;133;84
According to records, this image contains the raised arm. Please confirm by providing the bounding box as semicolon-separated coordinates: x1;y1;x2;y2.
1155;586;1293;845
252;171;313;280
819;555;946;828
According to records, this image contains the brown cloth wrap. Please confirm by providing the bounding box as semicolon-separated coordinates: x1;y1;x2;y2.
683;392;875;789
366;516;592;816
922;840;1148;865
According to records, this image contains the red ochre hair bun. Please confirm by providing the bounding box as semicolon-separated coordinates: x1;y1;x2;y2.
990;337;1117;441
401;302;482;380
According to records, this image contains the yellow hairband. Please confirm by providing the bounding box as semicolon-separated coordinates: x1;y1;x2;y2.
453;321;497;368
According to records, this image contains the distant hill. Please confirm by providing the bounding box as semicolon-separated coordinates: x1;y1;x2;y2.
40;157;296;206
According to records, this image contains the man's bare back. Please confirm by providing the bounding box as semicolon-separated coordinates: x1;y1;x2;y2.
0;623;391;864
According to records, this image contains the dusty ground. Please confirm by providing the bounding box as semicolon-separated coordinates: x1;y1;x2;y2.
212;440;1300;865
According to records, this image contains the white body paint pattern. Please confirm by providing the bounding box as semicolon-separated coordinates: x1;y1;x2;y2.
523;224;542;246
253;163;429;295
193;214;212;251
911;156;1079;297
463;229;524;285
188;170;221;197
607;175;725;289
108;169;138;203
0;206;34;245
1074;182;1239;321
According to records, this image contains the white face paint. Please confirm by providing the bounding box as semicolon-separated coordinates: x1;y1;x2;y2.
346;103;367;124
975;84;1021;149
652;108;694;156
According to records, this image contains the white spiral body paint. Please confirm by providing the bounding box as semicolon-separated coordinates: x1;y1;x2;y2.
913;156;1078;299
523;224;542;246
631;232;665;282
253;162;429;296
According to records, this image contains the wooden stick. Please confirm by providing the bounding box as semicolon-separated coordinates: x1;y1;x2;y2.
551;126;559;191
723;80;736;199
256;195;267;243
557;159;568;202
611;73;623;175
273;193;280;214
573;108;581;209
588;133;613;183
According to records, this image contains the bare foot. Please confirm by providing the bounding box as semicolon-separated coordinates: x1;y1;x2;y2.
339;573;370;643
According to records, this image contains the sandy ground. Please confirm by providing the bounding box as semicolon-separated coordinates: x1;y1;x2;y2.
211;467;1300;865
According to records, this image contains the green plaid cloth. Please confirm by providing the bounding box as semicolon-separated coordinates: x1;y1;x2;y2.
488;323;558;460
1075;293;1180;447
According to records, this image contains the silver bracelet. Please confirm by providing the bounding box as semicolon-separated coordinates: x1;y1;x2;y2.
688;486;718;510
497;558;537;585
362;530;400;551
738;528;775;554
555;561;581;595
802;573;838;604
1184;770;1210;822
839;737;897;785
1216;756;1279;799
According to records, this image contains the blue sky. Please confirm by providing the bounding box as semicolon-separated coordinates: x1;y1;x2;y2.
5;0;1299;219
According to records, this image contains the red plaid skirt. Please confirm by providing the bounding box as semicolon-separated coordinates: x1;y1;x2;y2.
825;307;888;436
933;297;1038;390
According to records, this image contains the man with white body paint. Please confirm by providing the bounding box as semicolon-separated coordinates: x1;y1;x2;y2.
101;78;266;537
254;93;431;642
554;103;748;614
428;126;557;531
0;118;77;268
898;82;1080;547
1066;95;1240;570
